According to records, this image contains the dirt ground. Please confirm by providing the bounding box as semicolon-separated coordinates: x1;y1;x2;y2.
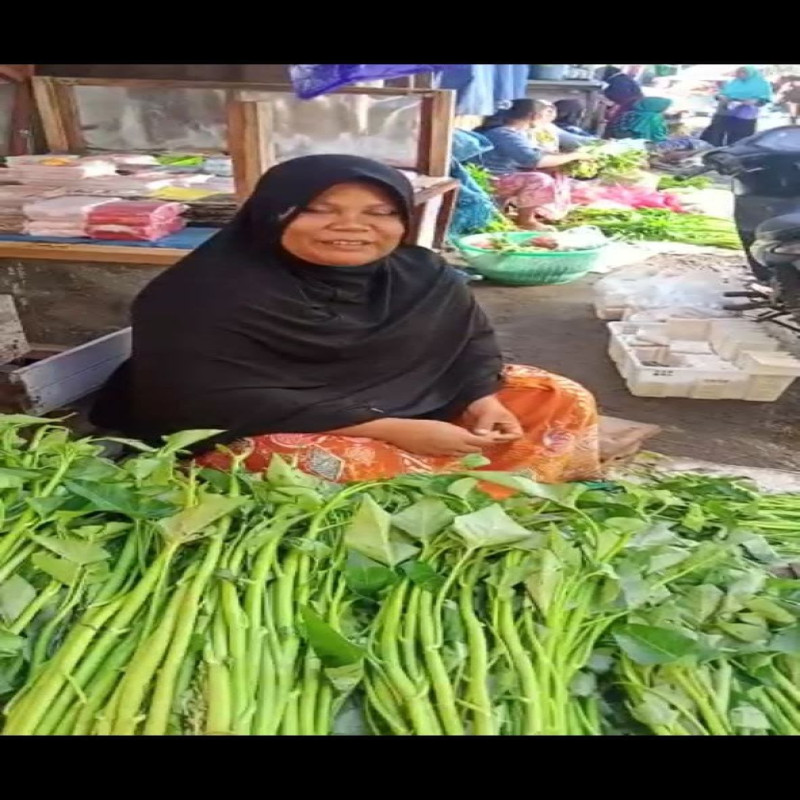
476;273;800;472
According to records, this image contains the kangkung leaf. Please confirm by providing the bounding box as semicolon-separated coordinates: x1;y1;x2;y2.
460;454;491;469
31;552;80;586
392;497;455;541
717;622;767;644
324;662;364;694
681;503;707;533
769;624;800;654
161;429;225;454
745;597;796;625
632;692;679;728
525;549;561;615
64;480;147;518
0;629;24;657
301;606;365;668
159;495;244;542
30;535;109;566
630;521;679;549
730;705;770;730
447;477;478;500
0;575;36;624
0;467;40;489
614;624;698;665
465;472;585;506
647;547;690;575
345;495;418;567
401;560;445;592
452;504;532;549
267;454;320;489
345;553;398;596
681;584;723;623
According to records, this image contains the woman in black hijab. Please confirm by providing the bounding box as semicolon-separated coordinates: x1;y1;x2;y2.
600;66;644;136
93;154;600;484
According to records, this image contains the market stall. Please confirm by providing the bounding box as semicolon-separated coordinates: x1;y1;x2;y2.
0;76;459;344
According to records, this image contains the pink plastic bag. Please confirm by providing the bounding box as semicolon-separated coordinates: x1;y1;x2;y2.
571;183;686;212
87;217;186;241
87;200;187;226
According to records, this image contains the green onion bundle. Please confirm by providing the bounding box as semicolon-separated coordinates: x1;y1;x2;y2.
561;207;742;250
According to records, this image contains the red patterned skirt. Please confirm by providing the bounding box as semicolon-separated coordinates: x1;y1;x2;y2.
196;365;601;486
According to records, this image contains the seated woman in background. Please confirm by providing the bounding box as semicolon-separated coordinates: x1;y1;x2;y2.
554;98;597;138
92;154;601;486
474;99;591;229
600;65;644;133
701;66;773;146
448;128;500;236
529;99;593;152
609;96;710;155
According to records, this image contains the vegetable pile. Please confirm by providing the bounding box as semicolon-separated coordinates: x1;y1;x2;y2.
462;164;517;233
657;175;714;191
1;416;799;735
560;207;741;250
564;143;649;182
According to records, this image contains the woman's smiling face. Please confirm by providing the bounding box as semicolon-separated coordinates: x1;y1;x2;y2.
281;181;407;267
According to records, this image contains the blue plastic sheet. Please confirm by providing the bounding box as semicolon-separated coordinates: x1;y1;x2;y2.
0;226;218;250
289;64;453;99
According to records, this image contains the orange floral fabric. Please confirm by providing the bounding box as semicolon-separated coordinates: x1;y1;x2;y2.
196;364;601;484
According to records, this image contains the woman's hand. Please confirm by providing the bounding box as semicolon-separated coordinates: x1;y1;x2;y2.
463;396;523;443
378;419;498;457
334;418;497;457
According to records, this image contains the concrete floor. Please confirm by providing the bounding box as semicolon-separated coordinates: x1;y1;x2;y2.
477;276;800;472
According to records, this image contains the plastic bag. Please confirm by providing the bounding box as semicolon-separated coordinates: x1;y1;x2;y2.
596;271;738;317
87;217;186;241
554;226;607;250
571;183;685;212
87;201;187;226
289;64;451;99
23;196;118;220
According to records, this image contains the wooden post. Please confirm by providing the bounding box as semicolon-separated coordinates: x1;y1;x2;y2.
31;76;72;152
227;96;274;204
416;89;455;177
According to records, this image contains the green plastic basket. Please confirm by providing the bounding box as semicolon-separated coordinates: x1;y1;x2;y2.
455;231;606;286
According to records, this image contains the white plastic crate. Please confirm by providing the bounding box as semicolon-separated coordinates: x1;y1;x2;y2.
607;320;800;401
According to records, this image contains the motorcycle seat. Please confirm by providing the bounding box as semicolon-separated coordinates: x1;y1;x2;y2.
756;212;800;243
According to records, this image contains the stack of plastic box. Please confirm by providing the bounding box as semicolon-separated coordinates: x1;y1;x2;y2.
607;319;800;401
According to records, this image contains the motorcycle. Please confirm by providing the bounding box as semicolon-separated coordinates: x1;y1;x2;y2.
688;126;800;332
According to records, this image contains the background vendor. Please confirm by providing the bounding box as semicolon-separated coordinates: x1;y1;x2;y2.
474;100;591;229
701;66;772;146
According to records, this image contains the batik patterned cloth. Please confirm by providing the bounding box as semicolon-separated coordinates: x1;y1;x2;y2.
195;365;601;486
491;172;571;221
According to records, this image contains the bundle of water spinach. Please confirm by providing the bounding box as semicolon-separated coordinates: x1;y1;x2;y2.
0;415;798;735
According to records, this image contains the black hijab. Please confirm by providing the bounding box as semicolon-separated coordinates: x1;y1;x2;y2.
92;154;503;448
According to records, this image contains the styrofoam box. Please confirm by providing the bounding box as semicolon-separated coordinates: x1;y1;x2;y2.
607;321;800;401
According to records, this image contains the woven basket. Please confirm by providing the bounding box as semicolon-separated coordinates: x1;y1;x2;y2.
455;232;606;287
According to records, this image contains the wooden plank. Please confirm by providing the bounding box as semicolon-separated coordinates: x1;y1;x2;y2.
0;240;185;266
42;76;430;96
7;328;131;415
227;98;274;204
432;184;459;250
416;90;455;177
0;295;28;364
412;177;459;205
31;76;71;152
53;80;85;152
9;66;35;155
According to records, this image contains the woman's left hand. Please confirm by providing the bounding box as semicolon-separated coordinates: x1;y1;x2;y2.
464;395;523;443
